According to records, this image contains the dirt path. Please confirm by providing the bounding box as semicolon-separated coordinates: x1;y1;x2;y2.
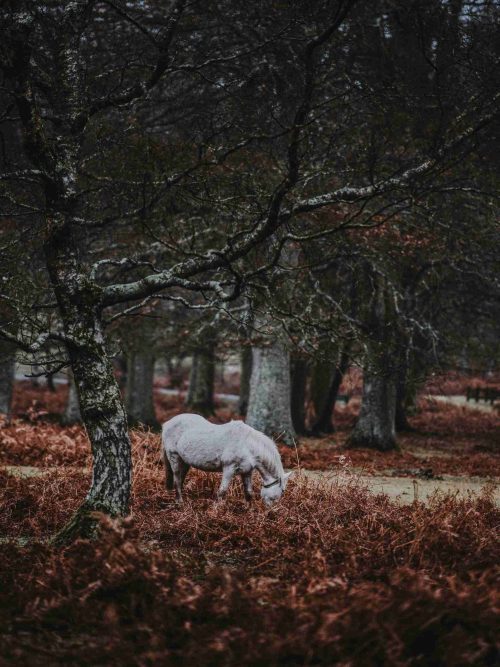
426;394;497;413
3;465;498;506
299;469;499;505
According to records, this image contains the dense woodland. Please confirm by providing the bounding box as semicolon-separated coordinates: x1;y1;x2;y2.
0;1;499;665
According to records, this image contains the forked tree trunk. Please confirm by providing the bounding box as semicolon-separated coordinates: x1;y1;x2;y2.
125;351;158;429
310;349;350;435
0;343;15;420
290;357;308;435
9;9;134;544
45;229;132;545
62;371;81;425
238;347;252;416
348;366;398;451
246;342;296;445
186;345;215;415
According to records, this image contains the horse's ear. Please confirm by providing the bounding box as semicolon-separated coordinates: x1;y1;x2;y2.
284;471;293;481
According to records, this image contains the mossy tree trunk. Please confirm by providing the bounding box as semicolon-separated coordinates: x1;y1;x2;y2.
45;223;132;545
0;4;132;543
246;341;296;445
186;344;215;415
125;351;158;429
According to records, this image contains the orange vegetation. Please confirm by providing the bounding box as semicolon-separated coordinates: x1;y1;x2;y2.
0;382;498;664
1;432;498;665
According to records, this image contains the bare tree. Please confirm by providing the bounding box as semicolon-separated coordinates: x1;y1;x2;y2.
1;0;497;540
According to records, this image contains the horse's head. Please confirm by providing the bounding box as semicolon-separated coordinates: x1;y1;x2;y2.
260;471;293;505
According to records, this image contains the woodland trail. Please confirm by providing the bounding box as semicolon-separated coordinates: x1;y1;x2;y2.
425;394;498;413
299;469;499;505
2;464;498;506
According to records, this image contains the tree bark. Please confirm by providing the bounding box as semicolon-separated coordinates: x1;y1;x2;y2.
238;346;252;416
44;225;132;545
246;342;296;445
290;357;308;435
185;345;215;415
310;360;334;430
310;349;350;435
62;371;81;425
125;351;158;429
0;342;15;420
347;367;398;451
395;354;415;432
347;273;399;452
46;373;56;392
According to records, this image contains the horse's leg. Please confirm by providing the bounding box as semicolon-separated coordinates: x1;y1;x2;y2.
241;472;253;502
218;464;237;500
162;450;174;491
170;455;187;504
179;462;190;491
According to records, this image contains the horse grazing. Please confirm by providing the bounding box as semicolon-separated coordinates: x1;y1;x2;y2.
161;413;292;504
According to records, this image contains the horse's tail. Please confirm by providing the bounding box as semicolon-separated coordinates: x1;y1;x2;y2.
162;449;174;490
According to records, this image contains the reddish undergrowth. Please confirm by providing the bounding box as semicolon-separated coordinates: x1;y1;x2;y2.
282;395;500;477
1;431;499;666
5;383;500;478
1;377;498;663
424;371;500;396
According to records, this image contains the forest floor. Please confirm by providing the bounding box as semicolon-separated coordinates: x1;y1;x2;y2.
0;379;499;665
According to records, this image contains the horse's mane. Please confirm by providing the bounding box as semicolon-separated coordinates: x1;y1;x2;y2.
246;428;284;478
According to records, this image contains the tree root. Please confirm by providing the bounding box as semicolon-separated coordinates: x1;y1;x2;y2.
51;504;125;547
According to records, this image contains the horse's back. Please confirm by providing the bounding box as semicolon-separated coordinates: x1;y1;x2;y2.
162;414;255;472
162;412;208;438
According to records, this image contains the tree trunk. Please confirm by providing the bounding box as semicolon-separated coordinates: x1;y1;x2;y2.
9;12;133;543
115;355;128;392
238;347;252;416
46;373;56;392
395;357;415;432
290;357;308;435
125;351;158;429
185;345;215;415
246;342;296;445
62;371;81;425
347;367;398;451
310;360;334;426
310;349;350;435
0;342;15;420
347;272;399;452
44;228;132;545
395;385;412;432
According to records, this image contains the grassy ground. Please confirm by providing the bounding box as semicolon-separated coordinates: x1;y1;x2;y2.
0;381;498;665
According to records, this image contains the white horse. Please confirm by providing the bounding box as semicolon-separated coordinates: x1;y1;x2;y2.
161;413;292;504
